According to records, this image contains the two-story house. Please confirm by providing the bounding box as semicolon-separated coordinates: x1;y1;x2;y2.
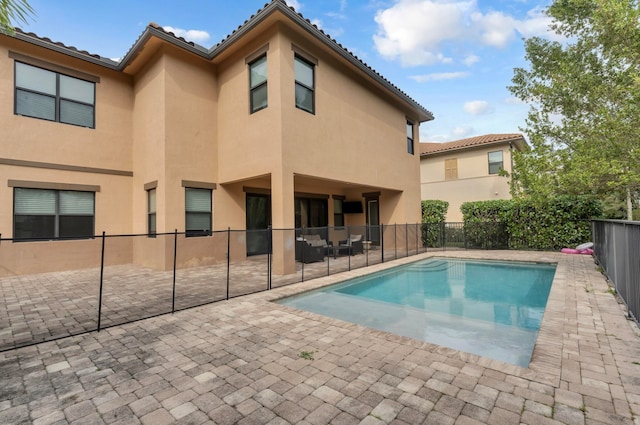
0;0;433;276
420;134;526;222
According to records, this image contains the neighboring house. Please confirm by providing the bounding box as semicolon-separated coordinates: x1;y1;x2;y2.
0;0;433;276
419;134;526;222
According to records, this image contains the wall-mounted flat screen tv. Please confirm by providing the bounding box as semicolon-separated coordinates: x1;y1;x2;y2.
343;201;363;214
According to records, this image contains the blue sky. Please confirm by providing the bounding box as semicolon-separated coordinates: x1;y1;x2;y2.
18;0;557;142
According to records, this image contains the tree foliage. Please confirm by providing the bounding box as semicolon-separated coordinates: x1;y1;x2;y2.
0;0;35;33
509;0;640;219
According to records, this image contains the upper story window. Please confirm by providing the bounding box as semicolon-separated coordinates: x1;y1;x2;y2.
444;158;458;180
15;61;95;128
294;55;315;114
185;188;212;237
488;151;504;174
14;188;95;240
249;55;267;113
406;121;415;155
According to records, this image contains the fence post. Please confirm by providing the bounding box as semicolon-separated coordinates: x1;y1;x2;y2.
405;223;409;257
381;224;384;263
326;226;330;277
301;226;305;281
226;227;230;300
415;223;419;256
267;226;272;290
394;224;397;259
347;225;351;271
463;223;468;250
97;231;106;332
172;229;177;313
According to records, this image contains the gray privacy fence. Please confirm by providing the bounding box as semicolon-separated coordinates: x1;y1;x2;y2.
592;220;640;323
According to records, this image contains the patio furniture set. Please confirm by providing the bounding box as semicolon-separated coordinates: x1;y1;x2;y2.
295;233;365;263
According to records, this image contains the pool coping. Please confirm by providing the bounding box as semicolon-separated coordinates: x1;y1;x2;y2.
253;251;568;385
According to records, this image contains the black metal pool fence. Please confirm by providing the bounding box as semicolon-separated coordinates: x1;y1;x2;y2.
592;220;640;323
0;220;612;352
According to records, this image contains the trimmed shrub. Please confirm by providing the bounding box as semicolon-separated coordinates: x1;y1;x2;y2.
461;196;601;251
461;200;511;249
421;200;448;247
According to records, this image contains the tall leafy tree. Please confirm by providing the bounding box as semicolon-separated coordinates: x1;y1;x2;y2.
0;0;35;33
509;0;640;219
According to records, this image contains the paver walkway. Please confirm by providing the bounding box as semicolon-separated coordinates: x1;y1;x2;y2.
1;250;639;424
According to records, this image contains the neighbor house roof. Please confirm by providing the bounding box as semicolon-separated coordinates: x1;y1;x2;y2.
420;133;526;156
5;0;433;122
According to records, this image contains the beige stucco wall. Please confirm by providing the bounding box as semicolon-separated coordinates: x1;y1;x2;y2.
420;144;514;221
277;26;422;226
0;37;135;275
0;16;428;276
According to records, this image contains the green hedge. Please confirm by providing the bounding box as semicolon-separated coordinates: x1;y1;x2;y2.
460;200;511;249
421;200;448;247
461;196;601;250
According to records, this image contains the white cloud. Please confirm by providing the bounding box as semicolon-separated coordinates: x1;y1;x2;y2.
373;0;557;66
373;0;469;66
504;96;524;105
410;71;469;82
471;10;517;48
516;6;557;40
463;54;479;66
464;100;492;115
285;0;302;10
311;18;323;28
162;26;210;43
451;125;474;139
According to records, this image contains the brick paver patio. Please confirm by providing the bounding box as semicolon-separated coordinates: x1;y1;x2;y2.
1;250;639;424
0;249;395;351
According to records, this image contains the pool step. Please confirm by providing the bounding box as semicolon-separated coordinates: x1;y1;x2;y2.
410;260;451;272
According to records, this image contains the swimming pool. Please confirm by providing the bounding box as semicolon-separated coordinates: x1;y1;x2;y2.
277;257;556;367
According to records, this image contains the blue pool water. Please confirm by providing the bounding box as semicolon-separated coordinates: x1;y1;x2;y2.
277;257;556;367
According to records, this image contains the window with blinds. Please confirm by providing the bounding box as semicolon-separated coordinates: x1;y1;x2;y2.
15;62;95;128
185;188;212;236
444;158;458;180
14;188;95;240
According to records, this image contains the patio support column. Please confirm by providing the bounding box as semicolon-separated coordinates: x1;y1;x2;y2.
271;170;296;275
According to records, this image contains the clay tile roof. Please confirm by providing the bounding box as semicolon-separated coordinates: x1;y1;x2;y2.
6;0;432;120
420;133;525;156
12;27;118;65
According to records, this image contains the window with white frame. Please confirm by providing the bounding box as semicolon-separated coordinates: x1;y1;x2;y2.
147;188;156;237
488;151;504;174
185;188;212;236
249;55;267;113
15;61;95;128
14;188;95;240
294;55;315;113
